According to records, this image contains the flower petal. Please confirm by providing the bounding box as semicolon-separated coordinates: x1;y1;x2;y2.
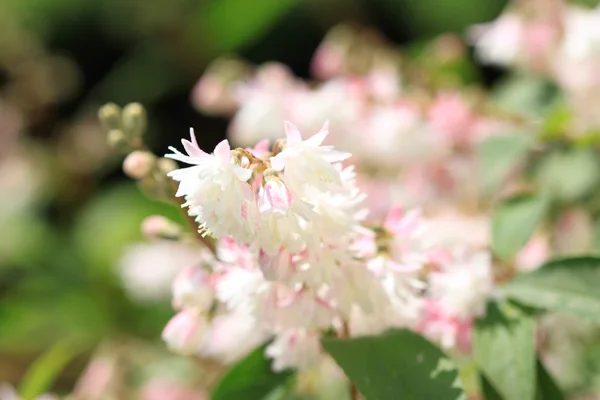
233;165;253;182
214;139;231;167
270;153;287;171
284;121;302;145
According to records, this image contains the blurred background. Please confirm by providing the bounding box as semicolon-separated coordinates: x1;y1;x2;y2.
2;0;577;396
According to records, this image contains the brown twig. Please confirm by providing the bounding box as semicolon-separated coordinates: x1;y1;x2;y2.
340;320;360;400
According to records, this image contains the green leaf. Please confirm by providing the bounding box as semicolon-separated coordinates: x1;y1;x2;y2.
212;344;293;400
492;74;559;118
535;149;600;202
377;0;505;37
19;337;88;400
503;256;600;322
477;132;534;192
540;104;572;141
474;302;536;400
480;374;503;400
322;329;465;400
188;0;299;54
492;195;548;260
535;359;564;400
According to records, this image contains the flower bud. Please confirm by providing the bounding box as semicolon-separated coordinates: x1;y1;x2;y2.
162;310;209;355
107;129;127;149
141;215;182;240
123;150;155;179
264;178;292;210
157;157;178;174
122;102;147;138
98;103;121;131
172;266;215;311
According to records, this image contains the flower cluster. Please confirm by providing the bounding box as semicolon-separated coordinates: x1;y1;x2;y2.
160;122;496;370
470;2;600;131
191;32;520;216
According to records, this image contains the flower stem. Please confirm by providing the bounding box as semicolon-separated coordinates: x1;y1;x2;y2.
340;320;360;400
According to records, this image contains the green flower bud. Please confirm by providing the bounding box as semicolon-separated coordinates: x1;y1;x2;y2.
98;103;122;131
122;102;147;138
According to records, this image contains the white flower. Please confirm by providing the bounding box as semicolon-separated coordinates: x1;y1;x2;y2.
172;266;215;311
256;285;338;330
161;310;209;355
118;240;210;303
166;130;258;243
258;248;297;283
361;103;441;166
228;63;308;146
257;177;315;254
270;121;350;196
468;13;524;66
202;311;268;364
301;175;367;246
215;266;266;311
428;251;494;319
265;329;322;371
561;6;600;62
324;256;391;315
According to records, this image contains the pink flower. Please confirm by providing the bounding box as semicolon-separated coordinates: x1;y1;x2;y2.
202;312;267;364
162;310;209;355
418;299;473;352
217;237;255;270
428;93;477;146
192;75;237;115
311;41;346;79
172;266;215;311
141;215;181;239
73;357;116;400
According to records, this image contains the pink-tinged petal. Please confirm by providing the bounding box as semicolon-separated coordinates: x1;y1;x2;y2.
240;182;255;202
427;249;453;267
270;153;287;171
265;180;292;210
214;139;231;166
284;121;302;145
258;249;269;268
304;122;329;147
241;203;248;221
182;128;209;158
323;149;351;162
165;147;197;164
189;127;199;147
384;205;404;233
233;165;253;182
182;140;206;158
252;139;270;157
399;209;422;234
